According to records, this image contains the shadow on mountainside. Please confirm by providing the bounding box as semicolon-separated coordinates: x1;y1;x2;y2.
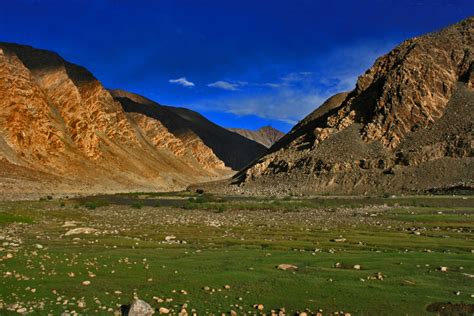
111;90;267;170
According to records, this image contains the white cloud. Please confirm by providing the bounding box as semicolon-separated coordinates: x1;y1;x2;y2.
192;86;330;126
254;82;283;88
281;71;313;83
207;80;241;91
169;77;195;87
224;90;327;125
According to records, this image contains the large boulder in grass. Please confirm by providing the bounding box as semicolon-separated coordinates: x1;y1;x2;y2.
276;264;298;271
128;299;155;316
64;227;98;236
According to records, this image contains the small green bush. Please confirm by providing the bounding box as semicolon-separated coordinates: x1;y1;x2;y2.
131;202;143;209
81;199;109;210
214;205;226;213
188;194;215;204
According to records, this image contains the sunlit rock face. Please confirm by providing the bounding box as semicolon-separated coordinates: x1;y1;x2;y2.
1;43;272;196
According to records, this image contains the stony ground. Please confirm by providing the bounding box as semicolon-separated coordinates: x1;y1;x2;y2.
0;193;473;315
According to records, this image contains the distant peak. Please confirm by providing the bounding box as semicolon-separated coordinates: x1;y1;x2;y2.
258;125;278;131
227;126;285;148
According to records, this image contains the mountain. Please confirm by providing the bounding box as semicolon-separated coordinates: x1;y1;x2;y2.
227;126;285;148
0;42;265;198
210;17;473;196
110;90;266;170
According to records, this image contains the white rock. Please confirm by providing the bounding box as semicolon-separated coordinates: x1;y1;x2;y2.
129;299;155;316
65;228;98;236
164;236;176;242
276;264;298;271
16;307;27;314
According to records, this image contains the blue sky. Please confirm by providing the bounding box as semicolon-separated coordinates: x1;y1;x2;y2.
1;1;472;132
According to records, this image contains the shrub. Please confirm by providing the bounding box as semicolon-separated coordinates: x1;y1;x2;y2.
214;205;226;213
189;194;213;203
131;202;143;209
81;199;109;210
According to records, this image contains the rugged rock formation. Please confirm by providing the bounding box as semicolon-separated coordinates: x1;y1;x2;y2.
110;90;267;170
227;126;285;148
0;43;264;198
212;17;473;195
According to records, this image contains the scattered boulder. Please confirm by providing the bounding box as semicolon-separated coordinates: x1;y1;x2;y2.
368;272;385;280
276;264;298;271
16;307;27;314
158;307;170;314
255;304;264;311
128;300;155;316
353;264;361;270
65;227;98;236
439;266;448;272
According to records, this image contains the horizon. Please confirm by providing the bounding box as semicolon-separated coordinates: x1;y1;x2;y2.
1;1;472;132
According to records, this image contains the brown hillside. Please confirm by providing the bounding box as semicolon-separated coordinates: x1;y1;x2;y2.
110;90;267;170
0;43;265;198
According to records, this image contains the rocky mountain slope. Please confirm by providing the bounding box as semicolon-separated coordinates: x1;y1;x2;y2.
227;126;285;148
209;17;473;196
110;90;266;170
0;43;265;198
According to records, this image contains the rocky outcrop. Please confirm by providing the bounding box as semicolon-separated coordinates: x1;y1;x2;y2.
127;112;225;170
227;126;285;148
222;17;474;195
0;46;66;165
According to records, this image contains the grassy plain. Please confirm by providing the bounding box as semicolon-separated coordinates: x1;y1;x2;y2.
0;193;473;315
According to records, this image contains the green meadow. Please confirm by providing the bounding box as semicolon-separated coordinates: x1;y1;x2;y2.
0;193;473;315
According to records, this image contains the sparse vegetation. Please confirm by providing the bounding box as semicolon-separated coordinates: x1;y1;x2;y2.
131;201;143;209
80;199;109;210
0;193;473;314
